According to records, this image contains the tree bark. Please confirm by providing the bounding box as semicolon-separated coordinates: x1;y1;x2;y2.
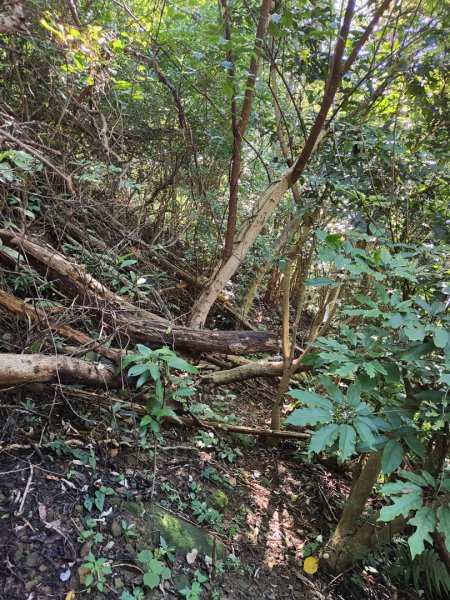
0;353;118;387
0;230;278;355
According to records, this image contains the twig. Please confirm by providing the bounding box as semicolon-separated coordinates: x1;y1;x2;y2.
0;127;73;191
16;464;34;516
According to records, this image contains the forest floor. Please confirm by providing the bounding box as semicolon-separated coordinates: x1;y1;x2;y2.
0;379;418;600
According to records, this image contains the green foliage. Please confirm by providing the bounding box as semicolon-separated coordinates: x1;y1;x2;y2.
82;552;112;593
285;376;386;461
118;345;197;442
136;548;172;590
180;570;209;600
389;547;450;599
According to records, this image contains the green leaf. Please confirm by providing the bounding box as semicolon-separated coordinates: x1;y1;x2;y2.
334;362;358;377
382;440;404;473
404;323;426;342
354;418;376;449
404;435;426;459
399;342;434;362
136;371;151;388
408;506;436;559
285;407;331;427
379;491;423;522
161;566;172;580
309;423;339;454
399;470;427;486
384;363;401;383
148;559;164;574
338;424;356;461
143;571;160;589
136;344;152;358
165;356;198;373
347;382;361;407
305;277;341;287
433;327;449;349
436;506;450;552
137;550;154;564
127;364;149;377
318;375;345;403
286;389;333;410
379;481;421;495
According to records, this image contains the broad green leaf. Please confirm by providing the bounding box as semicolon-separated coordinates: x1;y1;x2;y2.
404;435;426;459
420;470;436;487
161;566;172;580
379;481;421;495
166;356;198;373
305;277;340;287
382;440;404;473
433;327;449;349
136;344;152;358
286;389;333;410
309;423;340;454
408;507;436;559
128;363;149;377
342;308;381;318
347;382;361;407
334;362;358;377
136;371;151;388
338;424;356;461
318;375;345;403
354;418;376;449
148;559;164;574
384;363;401;383
137;549;154;564
379;491;423;522
436;506;450;552
403;323;426;342
316;337;349;352
285;407;331;427
399;470;427;486
399;342;434;362
143;571;160;589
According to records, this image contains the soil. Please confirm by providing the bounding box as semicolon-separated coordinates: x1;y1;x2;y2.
0;382;418;600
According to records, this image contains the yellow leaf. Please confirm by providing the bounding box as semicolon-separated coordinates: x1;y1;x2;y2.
303;556;319;574
65;591;76;600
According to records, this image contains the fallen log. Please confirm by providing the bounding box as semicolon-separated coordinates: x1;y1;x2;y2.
0;290;121;362
201;358;313;386
0;230;278;355
0;354;118;387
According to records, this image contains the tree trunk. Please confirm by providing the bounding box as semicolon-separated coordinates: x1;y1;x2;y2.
0;353;118;387
188;0;393;328
0;230;277;355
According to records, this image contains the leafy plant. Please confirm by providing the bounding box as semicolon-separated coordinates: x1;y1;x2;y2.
378;470;450;559
82;552;112;593
285;376;390;462
136;548;172;590
118;345;197;442
180;570;209;600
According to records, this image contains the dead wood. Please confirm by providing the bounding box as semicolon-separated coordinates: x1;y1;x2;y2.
0;229;278;355
0;353;118;387
201;358;313;386
0;290;121;362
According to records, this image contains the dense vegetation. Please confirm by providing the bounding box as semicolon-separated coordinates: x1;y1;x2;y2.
0;0;449;598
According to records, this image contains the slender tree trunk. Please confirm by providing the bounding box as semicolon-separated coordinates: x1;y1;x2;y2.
189;0;392;328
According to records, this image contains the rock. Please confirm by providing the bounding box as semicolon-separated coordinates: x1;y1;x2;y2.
209;490;228;512
79;542;92;558
125;543;136;556
25;551;39;568
73;504;84;514
152;506;227;559
25;579;37;592
173;574;190;592
14;542;24;562
111;521;122;538
114;577;124;589
260;476;273;489
123;501;145;518
39;564;48;572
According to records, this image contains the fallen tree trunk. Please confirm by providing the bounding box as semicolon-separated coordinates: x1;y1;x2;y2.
0;230;278;355
201;358;313;386
0;290;121;362
0;354;118;387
